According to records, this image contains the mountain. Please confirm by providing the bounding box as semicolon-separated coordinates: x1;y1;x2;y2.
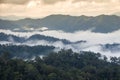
27;34;71;44
0;33;85;59
0;33;25;42
0;32;120;58
0;15;120;33
101;43;120;52
0;19;19;30
0;32;72;44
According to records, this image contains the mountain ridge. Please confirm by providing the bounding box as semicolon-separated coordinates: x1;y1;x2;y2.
0;14;120;33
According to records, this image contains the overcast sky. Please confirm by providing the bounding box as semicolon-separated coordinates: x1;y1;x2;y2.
0;0;120;18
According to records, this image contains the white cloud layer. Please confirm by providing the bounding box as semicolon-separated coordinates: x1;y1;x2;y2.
0;29;120;43
0;29;120;57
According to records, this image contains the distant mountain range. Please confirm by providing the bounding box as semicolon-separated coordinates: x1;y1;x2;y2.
0;15;120;33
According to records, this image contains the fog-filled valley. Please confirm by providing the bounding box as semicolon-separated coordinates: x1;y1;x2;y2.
0;27;120;59
0;15;120;79
1;0;120;79
0;15;120;59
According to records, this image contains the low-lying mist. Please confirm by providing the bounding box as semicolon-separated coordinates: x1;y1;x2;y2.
0;29;120;57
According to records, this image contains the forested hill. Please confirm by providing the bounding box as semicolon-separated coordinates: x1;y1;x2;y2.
0;32;71;44
0;15;120;33
0;45;55;59
0;49;120;80
0;32;120;59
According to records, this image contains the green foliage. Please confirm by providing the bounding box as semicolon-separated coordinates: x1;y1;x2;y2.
0;50;120;80
0;45;55;59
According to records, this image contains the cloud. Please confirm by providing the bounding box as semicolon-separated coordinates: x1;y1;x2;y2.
0;29;120;57
0;0;67;4
1;0;119;4
73;0;110;3
0;0;30;4
74;0;120;3
42;0;66;4
0;29;120;43
0;0;120;17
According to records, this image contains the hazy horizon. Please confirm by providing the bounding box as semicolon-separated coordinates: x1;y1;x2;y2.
0;14;119;21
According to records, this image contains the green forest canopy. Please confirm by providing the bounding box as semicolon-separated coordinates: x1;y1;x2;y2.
0;49;120;80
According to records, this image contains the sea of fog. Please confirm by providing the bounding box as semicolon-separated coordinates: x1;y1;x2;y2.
0;29;120;57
